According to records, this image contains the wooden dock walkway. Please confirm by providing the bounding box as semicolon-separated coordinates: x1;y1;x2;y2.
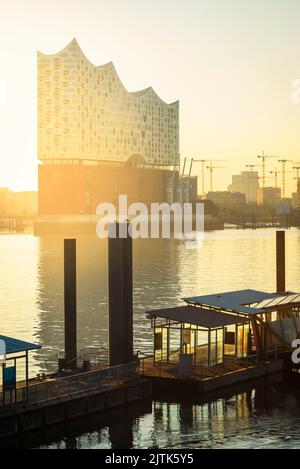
139;356;284;393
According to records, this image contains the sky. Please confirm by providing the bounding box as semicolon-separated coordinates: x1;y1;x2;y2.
0;0;300;193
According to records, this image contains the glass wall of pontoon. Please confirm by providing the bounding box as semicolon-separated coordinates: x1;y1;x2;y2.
224;323;250;359
154;326;169;364
236;324;250;358
182;325;224;367
152;318;225;367
209;328;224;366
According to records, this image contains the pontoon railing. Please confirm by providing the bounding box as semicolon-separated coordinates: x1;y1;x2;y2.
0;361;138;410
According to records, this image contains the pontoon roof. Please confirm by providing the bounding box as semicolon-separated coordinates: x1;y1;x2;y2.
147;305;249;328
183;289;283;315
251;292;300;310
0;335;41;355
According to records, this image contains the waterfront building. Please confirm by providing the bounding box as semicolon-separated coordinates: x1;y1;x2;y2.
275;198;292;215
257;187;281;208
146;289;300;374
228;171;259;204
206;191;246;212
37;39;180;223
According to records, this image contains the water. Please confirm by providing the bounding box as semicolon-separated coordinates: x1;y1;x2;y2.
0;227;300;448
34;387;300;449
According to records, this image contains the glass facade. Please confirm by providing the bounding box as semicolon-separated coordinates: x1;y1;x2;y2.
38;39;179;166
154;327;169;363
237;324;250;358
153;323;241;367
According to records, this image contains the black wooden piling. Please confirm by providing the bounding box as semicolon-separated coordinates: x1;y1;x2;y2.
276;231;286;294
64;239;77;369
108;223;133;367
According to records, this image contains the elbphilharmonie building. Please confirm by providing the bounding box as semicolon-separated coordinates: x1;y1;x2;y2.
36;39;180;230
38;39;179;166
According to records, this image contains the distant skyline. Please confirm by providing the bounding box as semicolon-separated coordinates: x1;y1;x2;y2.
1;0;300;194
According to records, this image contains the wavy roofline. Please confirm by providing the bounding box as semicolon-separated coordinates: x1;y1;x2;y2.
38;38;179;106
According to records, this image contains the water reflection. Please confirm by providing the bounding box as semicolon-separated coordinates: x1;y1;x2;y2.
0;229;300;378
35;236;184;372
0;229;300;448
1;380;300;449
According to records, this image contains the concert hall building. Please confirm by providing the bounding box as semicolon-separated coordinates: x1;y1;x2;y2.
36;39;180;232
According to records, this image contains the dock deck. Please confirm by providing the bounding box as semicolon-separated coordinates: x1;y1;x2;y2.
140;356;284;393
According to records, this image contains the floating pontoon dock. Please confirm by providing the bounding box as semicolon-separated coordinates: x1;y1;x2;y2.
140;288;300;391
0;346;151;439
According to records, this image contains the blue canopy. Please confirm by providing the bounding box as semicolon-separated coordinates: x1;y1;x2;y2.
0;335;41;355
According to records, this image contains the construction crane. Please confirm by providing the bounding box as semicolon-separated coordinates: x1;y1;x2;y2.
293;163;300;180
269;168;281;188
175;157;187;204
246;164;262;172
181;157;187;180
184;158;194;203
194;159;208;198
278;159;292;198
167;152;179;204
258;176;273;189
293;164;300;193
257;152;280;188
206;160;227;192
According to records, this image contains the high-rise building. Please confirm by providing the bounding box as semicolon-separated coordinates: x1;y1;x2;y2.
228;171;259;204
257;187;281;208
37;39;180;229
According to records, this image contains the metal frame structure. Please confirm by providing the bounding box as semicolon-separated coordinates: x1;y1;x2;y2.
146;289;300;368
147;306;250;368
183;289;300;357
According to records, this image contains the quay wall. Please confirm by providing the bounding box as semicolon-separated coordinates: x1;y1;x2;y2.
0;380;152;439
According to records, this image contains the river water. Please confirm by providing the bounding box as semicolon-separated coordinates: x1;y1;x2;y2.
0;228;300;448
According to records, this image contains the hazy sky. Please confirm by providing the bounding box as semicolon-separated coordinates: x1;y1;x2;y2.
1;0;300;193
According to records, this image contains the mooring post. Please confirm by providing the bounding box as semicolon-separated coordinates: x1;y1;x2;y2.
276;231;286;294
64;239;77;369
108;223;133;367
